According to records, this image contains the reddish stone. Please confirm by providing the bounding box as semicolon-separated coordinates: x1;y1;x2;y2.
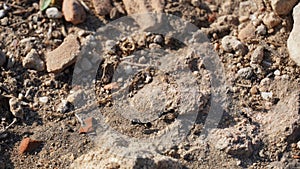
79;117;96;134
62;0;86;25
19;138;42;154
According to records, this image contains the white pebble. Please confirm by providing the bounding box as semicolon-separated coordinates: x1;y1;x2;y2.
46;7;63;19
274;70;281;76
261;92;273;100
39;96;49;103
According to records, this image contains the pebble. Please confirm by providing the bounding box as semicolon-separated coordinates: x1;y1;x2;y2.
297;141;300;149
0;10;5;19
62;0;86;25
287;3;300;66
67;88;83;104
259;77;271;92
256;24;267;35
1;17;8;26
221;35;248;55
19;137;42;154
9;97;24;119
46;7;63;19
238;23;256;42
110;7;120;19
274;69;281;76
263;12;281;28
122;0;165;30
237;67;253;79
57;99;69;113
79;117;96;134
191;0;201;7
93;0;113;16
22;49;45;71
0;50;6;67
251;46;264;64
271;0;298;15
261;92;273;100
45;35;80;73
39;96;49;104
153;34;164;44
250;86;258;95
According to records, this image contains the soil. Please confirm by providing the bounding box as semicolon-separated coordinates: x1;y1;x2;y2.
0;0;299;169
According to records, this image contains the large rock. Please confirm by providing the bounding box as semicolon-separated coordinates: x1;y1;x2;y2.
45;35;80;73
271;0;298;15
287;3;300;66
62;0;86;25
122;0;165;30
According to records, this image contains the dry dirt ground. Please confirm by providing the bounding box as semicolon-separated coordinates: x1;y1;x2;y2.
0;0;299;168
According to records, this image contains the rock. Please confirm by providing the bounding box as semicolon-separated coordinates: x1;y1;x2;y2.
79;117;97;134
211;15;239;27
238;23;256;42
251;46;264;64
57;99;69;113
271;0;298;15
221;35;248;55
92;0;113;16
122;0;165;30
262;12;281;28
256;24;267;35
250;86;258;95
191;0;201;7
110;7;120;19
62;0;86;25
67;88;84;104
9;97;24;119
287;3;300;66
261;92;273;100
208;122;258;157
71;146;182;168
0;10;5;19
19;138;42;154
259;77;271;92
22;49;45;71
259;81;300;144
46;7;63;19
297;141;300;149
103;82;119;90
274;69;281;76
45;35;80;73
0;50;6;67
1;17;8;26
38;96;49;104
237;67;253;79
239;1;258;17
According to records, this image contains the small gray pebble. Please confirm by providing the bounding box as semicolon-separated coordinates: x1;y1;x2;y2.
237;67;253;79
